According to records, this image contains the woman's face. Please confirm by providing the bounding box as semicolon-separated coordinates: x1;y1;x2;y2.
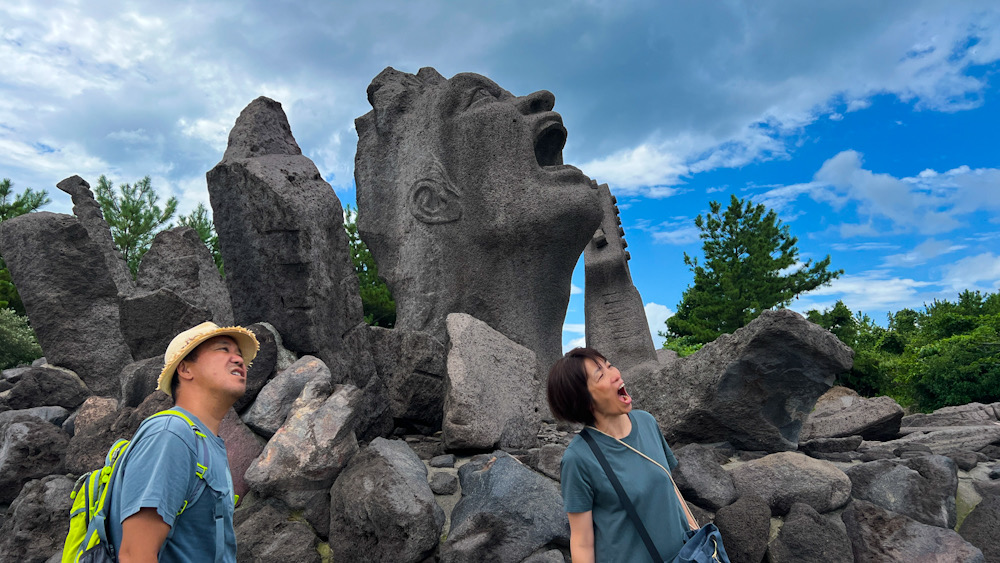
584;357;633;419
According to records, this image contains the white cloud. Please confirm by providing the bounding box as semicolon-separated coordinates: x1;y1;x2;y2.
882;239;966;268
792;271;936;317
759;150;1000;236
564;336;587;353
632;217;702;246
570;284;583;295
941;253;1000;293
563;323;586;335
644;302;673;348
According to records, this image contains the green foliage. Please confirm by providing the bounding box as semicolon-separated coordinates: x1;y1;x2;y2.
95;175;178;278
807;291;1000;412
660;335;703;358
0;178;50;314
911;324;1000;410
178;203;224;275
0;307;43;369
666;195;842;345
344;205;395;327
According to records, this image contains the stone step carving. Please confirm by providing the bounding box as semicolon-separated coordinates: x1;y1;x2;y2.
584;181;657;372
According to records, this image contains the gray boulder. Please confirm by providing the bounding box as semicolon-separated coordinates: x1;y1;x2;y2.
56;175;134;297
842;499;984;562
135;226;234;326
0;475;75;563
767;502;853;563
233;323;279;413
628;309;852;452
119;288;212;360
441;451;569;563
799;435;863;455
800;387;903;441
959;494;1000;561
673;443;738;511
443;313;541;451
860;426;1000;458
521;550;566;563
234;497;321;563
430;471;459;495
0;416;69;503
0;365;90;411
245;380;360;497
369;326;446;429
845;455;957;528
243;355;330;438
729;452;852;516
902;402;1000;428
118;357;163;408
68;396;118;437
713;493;770;563
355;67;603;377
0;406;69;427
329;438;445;563
64;391;173;475
536;443;566;481
207;96;375;388
219;408;265;502
0;212;132;397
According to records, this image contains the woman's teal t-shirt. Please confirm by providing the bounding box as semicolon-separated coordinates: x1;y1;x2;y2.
561;410;690;562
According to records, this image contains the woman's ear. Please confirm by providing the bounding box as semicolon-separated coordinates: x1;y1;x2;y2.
408;163;462;224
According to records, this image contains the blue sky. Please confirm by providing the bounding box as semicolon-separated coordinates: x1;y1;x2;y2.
2;1;998;350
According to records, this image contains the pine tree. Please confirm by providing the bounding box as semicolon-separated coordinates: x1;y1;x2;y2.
344;205;396;327
94;175;178;277
667;195;842;344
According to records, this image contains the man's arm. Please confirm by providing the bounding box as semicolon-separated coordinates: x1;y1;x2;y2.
119;507;170;563
568;511;595;563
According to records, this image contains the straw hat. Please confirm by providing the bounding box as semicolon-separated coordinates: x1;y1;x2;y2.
156;322;260;397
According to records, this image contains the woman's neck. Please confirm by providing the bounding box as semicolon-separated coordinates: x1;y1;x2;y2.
592;412;631;439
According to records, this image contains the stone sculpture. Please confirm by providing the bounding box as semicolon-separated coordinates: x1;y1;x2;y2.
584;181;656;371
56;175;135;298
354;66;603;373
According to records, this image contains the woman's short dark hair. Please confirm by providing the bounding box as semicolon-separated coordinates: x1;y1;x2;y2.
546;347;607;425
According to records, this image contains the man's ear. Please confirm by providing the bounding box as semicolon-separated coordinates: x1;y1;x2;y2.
175;360;195;384
408;178;462;224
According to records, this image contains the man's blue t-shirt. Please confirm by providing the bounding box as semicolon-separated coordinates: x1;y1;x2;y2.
107;407;236;562
561;410;691;562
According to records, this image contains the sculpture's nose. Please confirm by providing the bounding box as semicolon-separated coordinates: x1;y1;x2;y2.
517;90;555;115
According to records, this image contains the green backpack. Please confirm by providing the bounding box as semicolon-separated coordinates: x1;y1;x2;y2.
61;409;211;563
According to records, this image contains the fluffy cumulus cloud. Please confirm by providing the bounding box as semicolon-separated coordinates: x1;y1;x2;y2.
792;271;937;318
760;150;1000;237
562;323;587;353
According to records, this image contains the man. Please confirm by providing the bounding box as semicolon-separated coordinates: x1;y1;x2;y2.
107;321;258;563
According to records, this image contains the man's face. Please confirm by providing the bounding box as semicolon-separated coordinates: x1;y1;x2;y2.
178;335;246;402
435;73;602;244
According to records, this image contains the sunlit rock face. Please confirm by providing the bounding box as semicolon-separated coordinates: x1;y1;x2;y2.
354;66;602;373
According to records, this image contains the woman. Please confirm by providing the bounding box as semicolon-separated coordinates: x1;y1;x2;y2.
548;347;691;562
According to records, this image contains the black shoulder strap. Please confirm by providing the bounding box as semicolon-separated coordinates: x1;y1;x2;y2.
581;428;663;563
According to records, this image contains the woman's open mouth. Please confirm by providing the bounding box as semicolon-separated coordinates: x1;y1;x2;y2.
617;382;632;404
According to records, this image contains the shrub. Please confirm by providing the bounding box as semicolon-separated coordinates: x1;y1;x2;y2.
0;308;42;369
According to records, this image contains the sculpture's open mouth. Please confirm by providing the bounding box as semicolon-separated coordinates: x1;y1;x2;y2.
534;120;566;168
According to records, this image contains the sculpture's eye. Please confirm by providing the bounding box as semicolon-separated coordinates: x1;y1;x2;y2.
466;87;495;109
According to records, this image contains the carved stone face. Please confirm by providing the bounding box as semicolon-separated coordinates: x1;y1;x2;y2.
356;67;603;359
431;72;599;245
